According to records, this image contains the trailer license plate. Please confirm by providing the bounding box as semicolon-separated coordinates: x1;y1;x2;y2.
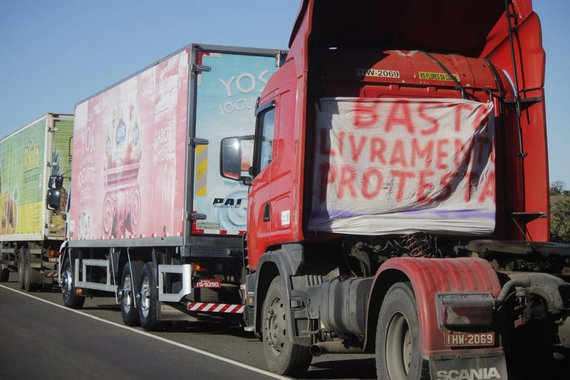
444;331;495;347
194;279;221;289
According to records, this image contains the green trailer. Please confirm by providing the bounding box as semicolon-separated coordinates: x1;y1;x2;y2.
0;113;73;290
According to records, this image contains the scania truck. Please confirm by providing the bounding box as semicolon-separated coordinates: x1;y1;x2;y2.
219;1;570;378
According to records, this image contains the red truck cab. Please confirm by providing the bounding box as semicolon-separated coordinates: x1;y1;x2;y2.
247;0;549;266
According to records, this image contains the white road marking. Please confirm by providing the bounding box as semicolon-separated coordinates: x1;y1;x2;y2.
0;284;287;380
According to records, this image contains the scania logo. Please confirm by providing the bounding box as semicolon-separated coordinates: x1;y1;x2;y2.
436;367;501;380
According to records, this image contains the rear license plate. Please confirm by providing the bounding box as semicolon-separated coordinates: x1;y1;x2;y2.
444;331;495;347
194;279;221;289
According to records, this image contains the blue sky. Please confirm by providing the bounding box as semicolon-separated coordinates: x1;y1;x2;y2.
1;1;569;188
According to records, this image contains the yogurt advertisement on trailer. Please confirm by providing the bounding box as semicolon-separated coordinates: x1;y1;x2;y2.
69;50;190;240
192;52;278;234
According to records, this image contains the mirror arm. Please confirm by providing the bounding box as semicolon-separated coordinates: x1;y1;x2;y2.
242;176;253;186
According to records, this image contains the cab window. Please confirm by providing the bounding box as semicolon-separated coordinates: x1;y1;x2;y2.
257;107;275;172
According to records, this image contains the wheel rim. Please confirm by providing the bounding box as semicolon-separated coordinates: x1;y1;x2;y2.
264;295;287;355
122;273;133;313
140;275;150;318
61;264;73;298
385;312;412;379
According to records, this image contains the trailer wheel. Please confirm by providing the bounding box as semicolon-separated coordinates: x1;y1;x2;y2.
120;261;143;326
61;257;85;309
262;276;312;376
138;262;162;331
376;282;429;380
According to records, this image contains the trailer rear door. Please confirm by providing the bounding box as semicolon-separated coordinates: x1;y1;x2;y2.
190;47;279;236
44;115;73;240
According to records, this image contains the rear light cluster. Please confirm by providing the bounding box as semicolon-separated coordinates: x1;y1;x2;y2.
47;250;63;258
436;292;495;329
191;263;208;272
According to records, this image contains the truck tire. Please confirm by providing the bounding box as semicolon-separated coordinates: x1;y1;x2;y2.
262;276;312;376
20;249;40;292
138;262;162;331
375;282;429;380
120;261;143;326
0;267;9;282
61;257;85;309
17;250;26;289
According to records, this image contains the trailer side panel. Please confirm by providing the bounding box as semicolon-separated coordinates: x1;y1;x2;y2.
69;50;190;242
1;117;47;241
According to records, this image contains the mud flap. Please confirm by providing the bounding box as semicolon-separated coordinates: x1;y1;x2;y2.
429;352;507;380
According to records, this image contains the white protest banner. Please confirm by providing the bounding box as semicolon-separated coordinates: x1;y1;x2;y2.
309;97;495;236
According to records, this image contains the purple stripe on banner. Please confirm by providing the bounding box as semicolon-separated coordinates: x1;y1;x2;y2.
312;208;495;220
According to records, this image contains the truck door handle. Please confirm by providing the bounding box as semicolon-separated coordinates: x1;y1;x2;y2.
263;203;271;222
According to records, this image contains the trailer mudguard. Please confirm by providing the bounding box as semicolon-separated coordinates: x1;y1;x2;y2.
366;257;502;357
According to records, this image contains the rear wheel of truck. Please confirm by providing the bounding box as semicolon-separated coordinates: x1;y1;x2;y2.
20;249;40;292
61;257;85;309
120;261;143;326
138;262;162;331
262;276;312;376
376;282;429;380
0;267;9;282
17;250;26;289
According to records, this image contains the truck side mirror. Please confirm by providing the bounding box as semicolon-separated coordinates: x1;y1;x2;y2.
220;136;254;185
49;175;63;190
46;189;61;211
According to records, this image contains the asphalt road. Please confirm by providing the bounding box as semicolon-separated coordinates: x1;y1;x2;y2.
0;273;376;380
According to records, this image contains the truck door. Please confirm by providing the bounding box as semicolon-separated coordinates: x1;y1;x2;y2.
247;82;297;269
247;101;276;262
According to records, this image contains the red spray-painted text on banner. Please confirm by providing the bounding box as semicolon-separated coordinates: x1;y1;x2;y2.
309;97;495;236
